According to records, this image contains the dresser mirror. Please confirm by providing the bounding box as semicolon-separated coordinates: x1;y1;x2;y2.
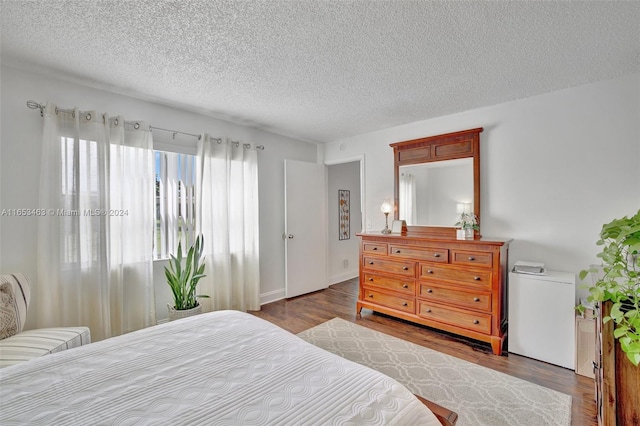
391;128;482;237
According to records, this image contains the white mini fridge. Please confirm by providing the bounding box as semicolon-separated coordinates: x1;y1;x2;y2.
508;270;575;369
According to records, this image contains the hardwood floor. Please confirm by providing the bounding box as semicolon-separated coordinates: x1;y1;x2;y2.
251;278;598;426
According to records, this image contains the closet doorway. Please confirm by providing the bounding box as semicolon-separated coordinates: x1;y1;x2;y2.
326;156;364;285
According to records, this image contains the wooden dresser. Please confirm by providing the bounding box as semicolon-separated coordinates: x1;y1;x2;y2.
357;232;511;355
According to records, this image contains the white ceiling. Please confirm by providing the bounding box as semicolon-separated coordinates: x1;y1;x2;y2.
1;1;638;143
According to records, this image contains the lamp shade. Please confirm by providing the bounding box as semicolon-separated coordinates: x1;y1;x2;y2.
380;201;393;214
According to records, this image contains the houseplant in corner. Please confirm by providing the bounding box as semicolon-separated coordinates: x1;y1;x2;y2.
579;209;640;366
165;234;209;321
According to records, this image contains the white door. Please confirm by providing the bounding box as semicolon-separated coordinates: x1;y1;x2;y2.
284;160;327;298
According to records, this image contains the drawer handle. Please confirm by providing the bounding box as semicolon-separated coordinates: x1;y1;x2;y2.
395;249;401;253
402;284;409;289
368;278;374;282
425;309;432;313
473;297;480;302
402;266;409;271
426;269;434;274
369;261;374;265
372;247;378;250
468;256;475;261
473;276;481;281
473;320;480;325
402;302;408;307
433;253;440;258
368;294;374;298
426;288;433;293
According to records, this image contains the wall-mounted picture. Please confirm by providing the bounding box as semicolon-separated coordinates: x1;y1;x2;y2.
338;189;350;240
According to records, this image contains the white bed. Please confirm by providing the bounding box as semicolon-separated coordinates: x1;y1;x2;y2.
0;310;442;425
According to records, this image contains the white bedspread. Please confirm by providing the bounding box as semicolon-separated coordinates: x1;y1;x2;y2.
0;311;439;425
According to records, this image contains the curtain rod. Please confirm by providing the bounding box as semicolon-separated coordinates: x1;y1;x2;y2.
26;100;265;150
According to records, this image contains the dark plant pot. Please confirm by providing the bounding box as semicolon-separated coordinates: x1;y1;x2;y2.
612;336;640;425
599;301;640;425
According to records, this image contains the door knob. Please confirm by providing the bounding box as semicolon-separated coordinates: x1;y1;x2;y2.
287;234;294;239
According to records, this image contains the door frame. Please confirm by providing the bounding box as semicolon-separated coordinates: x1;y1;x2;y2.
325;153;366;238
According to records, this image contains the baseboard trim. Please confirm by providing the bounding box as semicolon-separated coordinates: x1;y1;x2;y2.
261;288;286;306
329;270;358;285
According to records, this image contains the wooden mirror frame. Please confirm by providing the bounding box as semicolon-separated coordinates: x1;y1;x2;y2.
391;127;483;238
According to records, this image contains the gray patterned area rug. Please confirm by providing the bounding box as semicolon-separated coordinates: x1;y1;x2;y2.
297;318;571;426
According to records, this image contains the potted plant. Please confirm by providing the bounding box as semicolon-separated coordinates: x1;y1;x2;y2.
165;234;209;321
455;212;479;240
579;209;640;366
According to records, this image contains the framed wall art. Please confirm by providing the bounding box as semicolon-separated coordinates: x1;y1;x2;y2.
338;189;350;240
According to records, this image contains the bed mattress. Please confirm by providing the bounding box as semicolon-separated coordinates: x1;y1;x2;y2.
0;310;439;425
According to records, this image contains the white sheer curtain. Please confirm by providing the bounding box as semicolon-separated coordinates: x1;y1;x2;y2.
37;103;156;341
196;135;260;312
399;172;417;225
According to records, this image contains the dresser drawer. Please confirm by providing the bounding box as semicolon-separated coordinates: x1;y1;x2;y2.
389;244;448;263
418;283;491;312
363;256;415;276
363;287;415;313
418;301;492;334
363;242;387;255
363;273;415;295
419;264;491;289
451;250;492;267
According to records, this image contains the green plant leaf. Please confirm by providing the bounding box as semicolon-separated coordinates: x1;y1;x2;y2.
626;352;640;367
613;326;629;339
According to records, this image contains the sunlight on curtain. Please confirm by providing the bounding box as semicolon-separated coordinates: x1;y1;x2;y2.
37;104;155;341
196;135;260;312
399;172;417;226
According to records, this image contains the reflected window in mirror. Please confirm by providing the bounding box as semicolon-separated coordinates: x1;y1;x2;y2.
398;158;473;227
399;171;417;225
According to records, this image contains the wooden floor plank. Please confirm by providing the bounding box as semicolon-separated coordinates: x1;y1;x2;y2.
251;278;597;426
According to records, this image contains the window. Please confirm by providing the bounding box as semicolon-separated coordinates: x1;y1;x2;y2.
154;150;196;259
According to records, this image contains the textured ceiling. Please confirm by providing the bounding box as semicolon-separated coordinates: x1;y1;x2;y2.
1;1;639;143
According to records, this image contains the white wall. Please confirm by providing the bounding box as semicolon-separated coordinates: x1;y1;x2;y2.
327;162;361;284
324;74;640;300
0;63;317;327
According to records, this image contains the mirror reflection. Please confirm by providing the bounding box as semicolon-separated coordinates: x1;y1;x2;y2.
398;158;473;227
